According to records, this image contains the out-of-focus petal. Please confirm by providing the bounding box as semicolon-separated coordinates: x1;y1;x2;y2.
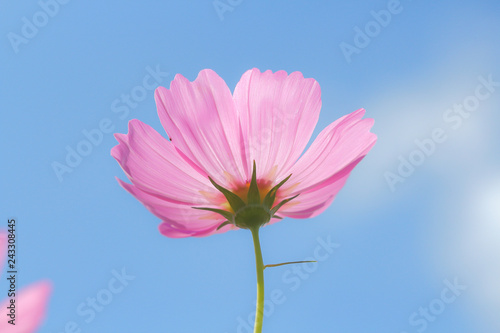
233;68;321;181
155;69;247;187
0;281;52;333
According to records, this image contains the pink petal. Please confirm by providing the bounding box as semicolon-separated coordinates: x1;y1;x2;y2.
113;119;236;237
155;69;247;188
278;109;376;217
112;119;215;205
279;157;364;218
118;179;233;238
0;281;52;332
159;221;235;238
233;69;321;181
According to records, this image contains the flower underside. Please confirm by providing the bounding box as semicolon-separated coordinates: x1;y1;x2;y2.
194;161;299;230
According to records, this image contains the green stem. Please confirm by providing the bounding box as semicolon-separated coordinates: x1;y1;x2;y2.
250;227;264;333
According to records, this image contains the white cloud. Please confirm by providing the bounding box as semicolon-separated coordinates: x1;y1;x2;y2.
434;175;500;330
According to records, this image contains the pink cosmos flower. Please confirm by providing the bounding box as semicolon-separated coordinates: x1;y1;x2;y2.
112;68;376;238
0;232;51;332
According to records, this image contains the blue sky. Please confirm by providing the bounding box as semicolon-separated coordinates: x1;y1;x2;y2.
1;0;500;332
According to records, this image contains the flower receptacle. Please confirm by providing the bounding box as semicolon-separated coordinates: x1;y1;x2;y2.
194;161;298;231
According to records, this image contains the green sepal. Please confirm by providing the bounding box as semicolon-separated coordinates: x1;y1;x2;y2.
193;207;234;221
270;194;299;216
247;161;261;205
263;174;292;209
216;221;233;230
208;177;246;212
193;164;297;231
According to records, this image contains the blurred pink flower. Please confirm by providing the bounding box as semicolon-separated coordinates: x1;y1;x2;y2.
0;232;51;332
112;68;376;238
